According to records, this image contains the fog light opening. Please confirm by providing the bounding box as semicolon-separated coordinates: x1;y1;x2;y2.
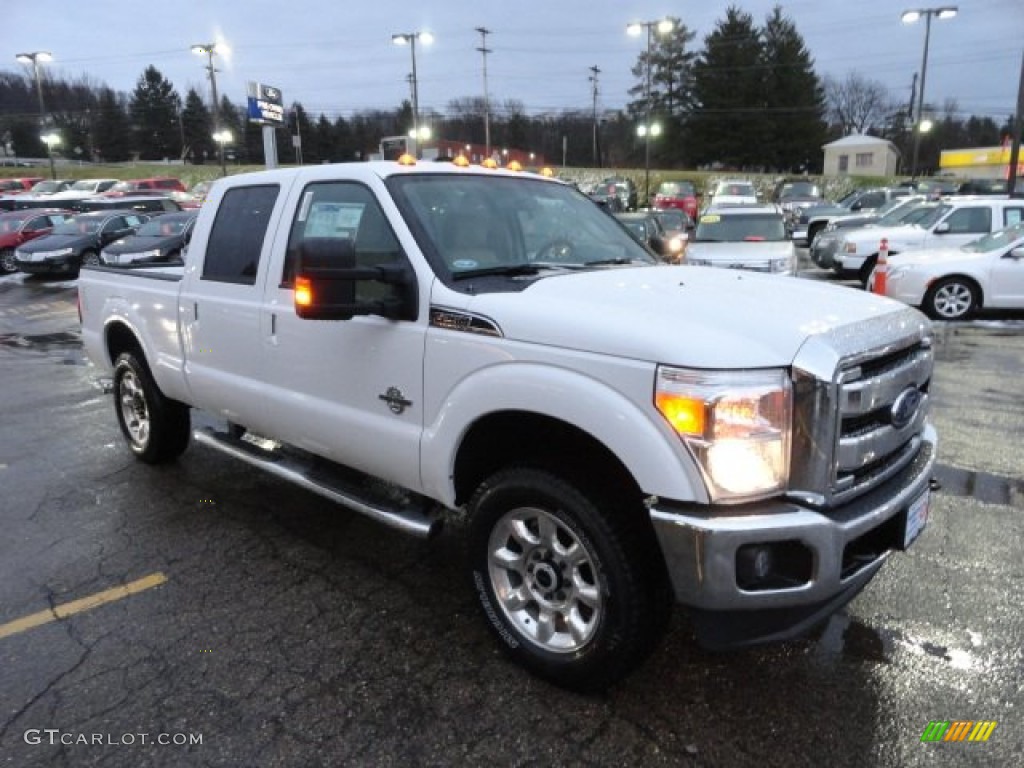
736;540;813;591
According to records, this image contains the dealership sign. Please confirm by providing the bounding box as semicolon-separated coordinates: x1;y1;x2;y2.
247;82;284;125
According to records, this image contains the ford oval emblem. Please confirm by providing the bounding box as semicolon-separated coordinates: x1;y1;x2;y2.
891;387;923;430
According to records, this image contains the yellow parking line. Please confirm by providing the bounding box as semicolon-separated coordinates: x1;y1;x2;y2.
0;572;167;640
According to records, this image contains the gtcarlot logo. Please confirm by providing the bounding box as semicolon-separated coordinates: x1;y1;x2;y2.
24;729;203;746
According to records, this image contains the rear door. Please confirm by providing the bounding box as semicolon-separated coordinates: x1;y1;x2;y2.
178;183;286;428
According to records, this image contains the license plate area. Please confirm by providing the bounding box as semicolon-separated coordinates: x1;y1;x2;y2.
902;489;930;549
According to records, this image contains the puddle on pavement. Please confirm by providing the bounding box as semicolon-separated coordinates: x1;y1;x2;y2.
0;331;81;350
934;463;1024;509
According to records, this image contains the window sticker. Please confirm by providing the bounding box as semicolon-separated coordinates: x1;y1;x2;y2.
305;202;364;238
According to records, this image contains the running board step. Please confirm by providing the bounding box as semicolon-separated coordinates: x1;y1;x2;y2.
193;427;441;539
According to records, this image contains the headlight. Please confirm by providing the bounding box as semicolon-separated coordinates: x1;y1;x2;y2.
40;248;73;258
655;367;792;502
844;241;857;254
667;237;684;254
137;249;163;260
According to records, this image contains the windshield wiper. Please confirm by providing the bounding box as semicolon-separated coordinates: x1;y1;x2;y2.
451;263;545;280
583;257;643;266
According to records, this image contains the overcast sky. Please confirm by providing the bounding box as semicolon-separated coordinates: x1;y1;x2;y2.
6;0;1022;127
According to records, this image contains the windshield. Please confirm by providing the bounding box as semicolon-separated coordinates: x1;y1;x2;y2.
388;174;655;279
658;181;695;196
31;181;63;194
779;182;820;198
715;182;756;197
914;204;952;229
876;199;922;225
963;222;1024;253
52;218;100;236
68;180;98;191
137;218;186;237
695;212;786;242
109;181;136;193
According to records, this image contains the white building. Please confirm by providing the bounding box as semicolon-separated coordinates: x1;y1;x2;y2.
822;135;900;177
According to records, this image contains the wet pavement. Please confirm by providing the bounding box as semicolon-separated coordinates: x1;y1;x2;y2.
1;271;1022;767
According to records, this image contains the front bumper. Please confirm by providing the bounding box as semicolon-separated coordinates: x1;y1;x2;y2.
14;254;78;274
650;423;936;649
810;234;840;268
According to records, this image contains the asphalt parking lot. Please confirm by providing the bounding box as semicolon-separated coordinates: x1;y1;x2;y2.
1;266;1022;768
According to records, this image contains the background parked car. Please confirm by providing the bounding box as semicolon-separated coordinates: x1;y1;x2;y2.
100;211;197;266
0;209;71;273
792;187;911;245
708;179;758;206
0;177;45;196
652;180;699;221
27;179;74;196
75;196;183;215
13;210;147;276
613;211;681;260
877;221;1024;320
809;196;928;268
651;209;691;262
101;177;187;197
684;204;796;274
589;177;637;211
773;179;824;234
47;178;119;201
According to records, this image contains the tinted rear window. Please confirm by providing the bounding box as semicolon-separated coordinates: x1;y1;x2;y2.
202;185;279;285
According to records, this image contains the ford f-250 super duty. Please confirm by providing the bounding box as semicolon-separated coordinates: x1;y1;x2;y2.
78;159;937;691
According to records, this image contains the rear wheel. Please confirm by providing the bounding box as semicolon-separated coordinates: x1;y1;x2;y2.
113;352;191;463
924;277;979;320
467;467;669;692
0;248;16;274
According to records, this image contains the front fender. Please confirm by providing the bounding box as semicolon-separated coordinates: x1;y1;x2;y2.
420;361;708;508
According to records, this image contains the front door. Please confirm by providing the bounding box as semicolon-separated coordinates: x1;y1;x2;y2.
259;178;427;493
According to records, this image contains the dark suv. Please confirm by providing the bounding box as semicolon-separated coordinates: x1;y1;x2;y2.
589;177;637;212
13;210;147;276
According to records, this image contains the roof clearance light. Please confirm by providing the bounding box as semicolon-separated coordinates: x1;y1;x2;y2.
294;277;313;308
506;160;523;172
453;155;470;167
397;153;417;166
539;167;554;177
481;158;498;169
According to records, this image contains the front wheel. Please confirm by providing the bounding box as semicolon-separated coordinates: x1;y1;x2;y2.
467;467;669;692
924;277;979;320
81;250;100;267
113;352;191;463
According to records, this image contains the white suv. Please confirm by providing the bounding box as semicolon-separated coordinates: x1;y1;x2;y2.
836;197;1024;286
685;204;795;274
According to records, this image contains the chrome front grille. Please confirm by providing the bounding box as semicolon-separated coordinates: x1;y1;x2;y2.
788;308;934;509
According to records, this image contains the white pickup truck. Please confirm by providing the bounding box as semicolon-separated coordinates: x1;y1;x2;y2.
836;196;1024;285
79;160;937;691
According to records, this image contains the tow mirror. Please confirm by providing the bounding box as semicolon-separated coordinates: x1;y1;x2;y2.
294;237;417;321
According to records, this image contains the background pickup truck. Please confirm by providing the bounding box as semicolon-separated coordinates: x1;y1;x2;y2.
79;160;937;691
836;196;1024;285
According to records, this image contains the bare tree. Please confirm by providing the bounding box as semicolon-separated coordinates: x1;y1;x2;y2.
824;72;893;135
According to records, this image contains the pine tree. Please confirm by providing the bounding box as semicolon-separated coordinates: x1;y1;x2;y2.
181;88;213;164
93;88;133;162
760;6;827;172
689;6;764;169
129;66;181;160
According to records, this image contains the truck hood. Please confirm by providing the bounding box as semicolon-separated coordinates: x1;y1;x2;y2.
845;224;923;249
463;265;907;368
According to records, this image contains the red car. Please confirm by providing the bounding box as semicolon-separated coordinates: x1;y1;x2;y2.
0;208;71;273
653;180;699;221
102;177;187;197
0;177;45;196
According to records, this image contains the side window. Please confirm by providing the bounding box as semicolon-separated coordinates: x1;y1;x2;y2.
203;184;279;285
102;216;125;233
25;216;48;232
1004;208;1023;227
282;181;405;306
944;207;991;234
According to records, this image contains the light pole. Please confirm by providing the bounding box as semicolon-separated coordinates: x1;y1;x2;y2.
191;42;229;176
627;19;673;206
392;31;434;158
15;51;55;179
901;7;957;179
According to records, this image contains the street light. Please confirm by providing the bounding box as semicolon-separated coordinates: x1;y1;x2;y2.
627;19;673;206
191;42;229;176
15;51;56;179
392;31;434;158
901;6;957;179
